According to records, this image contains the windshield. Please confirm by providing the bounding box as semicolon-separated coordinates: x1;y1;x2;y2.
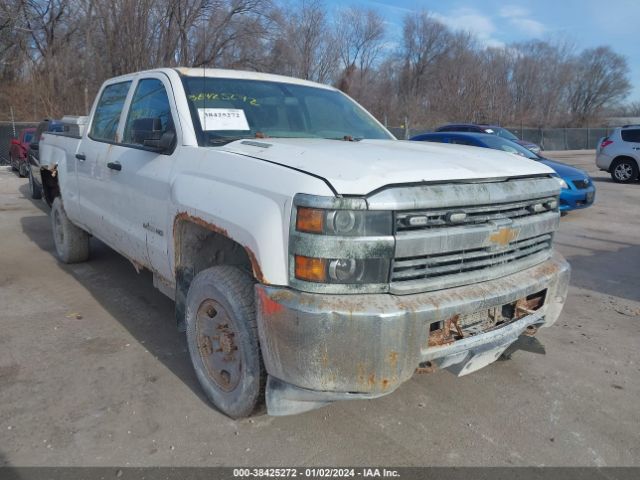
491;127;519;141
23;132;34;144
481;135;539;160
181;76;393;145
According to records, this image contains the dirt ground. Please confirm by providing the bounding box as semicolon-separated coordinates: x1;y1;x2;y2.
0;152;638;467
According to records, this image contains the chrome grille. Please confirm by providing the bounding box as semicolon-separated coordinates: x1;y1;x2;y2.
371;177;562;295
395;196;557;231
392;233;552;282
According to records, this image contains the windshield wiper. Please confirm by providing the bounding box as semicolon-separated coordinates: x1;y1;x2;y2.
325;135;362;142
207;136;252;146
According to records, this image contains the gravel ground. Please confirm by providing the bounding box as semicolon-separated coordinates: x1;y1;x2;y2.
0;152;638;467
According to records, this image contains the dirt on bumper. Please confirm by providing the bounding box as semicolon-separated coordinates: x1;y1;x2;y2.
255;254;570;402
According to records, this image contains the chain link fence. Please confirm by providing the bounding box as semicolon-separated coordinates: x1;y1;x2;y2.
389;126;618;150
0;121;39;165
1;121;619;165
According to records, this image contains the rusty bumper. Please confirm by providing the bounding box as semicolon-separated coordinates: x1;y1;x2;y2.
256;254;570;415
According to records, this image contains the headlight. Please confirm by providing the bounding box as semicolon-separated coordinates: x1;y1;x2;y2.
294;255;390;284
296;207;392;236
290;195;394;292
552;175;568;189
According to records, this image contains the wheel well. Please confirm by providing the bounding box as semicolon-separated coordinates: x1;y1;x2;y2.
173;217;256;331
41;168;60;207
612;155;639;169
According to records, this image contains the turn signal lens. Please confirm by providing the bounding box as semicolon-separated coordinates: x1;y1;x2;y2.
296;207;324;233
294;255;327;282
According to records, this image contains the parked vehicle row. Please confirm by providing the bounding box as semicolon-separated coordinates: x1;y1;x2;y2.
36;67;570;418
410;132;595;212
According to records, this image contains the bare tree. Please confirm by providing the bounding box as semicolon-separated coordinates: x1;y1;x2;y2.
568;46;631;125
275;0;338;83
334;6;385;96
398;11;452;126
0;1;634;128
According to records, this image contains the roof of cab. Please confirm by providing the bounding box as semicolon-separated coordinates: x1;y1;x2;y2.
173;67;337;91
102;67;337;92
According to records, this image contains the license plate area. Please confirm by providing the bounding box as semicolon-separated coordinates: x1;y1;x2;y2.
427;289;546;347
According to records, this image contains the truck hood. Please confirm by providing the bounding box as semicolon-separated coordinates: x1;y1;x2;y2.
220;138;555;195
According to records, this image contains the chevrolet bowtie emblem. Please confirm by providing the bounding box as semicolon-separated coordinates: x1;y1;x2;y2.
489;227;519;246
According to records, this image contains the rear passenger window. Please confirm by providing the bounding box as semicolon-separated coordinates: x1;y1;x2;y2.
123;78;175;145
90;82;131;141
621;129;640;142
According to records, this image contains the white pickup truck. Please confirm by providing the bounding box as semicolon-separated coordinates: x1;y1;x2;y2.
39;68;570;418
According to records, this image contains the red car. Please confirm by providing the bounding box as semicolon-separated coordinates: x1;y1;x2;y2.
9;127;36;177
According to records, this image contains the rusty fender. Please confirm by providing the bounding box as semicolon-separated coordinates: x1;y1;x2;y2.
256;254;570;415
173;212;266;284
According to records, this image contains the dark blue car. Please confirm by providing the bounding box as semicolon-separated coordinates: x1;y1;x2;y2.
410;132;595;212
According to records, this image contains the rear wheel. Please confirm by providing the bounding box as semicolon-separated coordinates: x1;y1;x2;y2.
610;157;638;183
28;169;42;199
18;162;28;178
51;197;90;263
185;266;265;418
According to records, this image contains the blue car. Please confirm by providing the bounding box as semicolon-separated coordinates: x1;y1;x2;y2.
410;132;595;212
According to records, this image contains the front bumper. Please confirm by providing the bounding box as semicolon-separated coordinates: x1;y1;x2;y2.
559;186;595;211
256;254;570;415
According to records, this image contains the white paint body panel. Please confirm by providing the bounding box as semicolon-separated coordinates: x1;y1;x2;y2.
40;67;554;290
221;138;555;195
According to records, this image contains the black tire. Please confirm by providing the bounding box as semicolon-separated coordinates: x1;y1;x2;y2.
51;197;90;263
28;168;42;199
185;266;265;418
610;157;639;184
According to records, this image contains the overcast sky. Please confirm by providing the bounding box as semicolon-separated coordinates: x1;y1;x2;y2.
324;0;640;103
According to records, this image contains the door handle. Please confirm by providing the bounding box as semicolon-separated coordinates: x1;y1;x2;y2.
75;153;86;161
107;161;122;171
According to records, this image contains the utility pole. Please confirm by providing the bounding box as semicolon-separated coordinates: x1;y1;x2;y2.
10;106;15;137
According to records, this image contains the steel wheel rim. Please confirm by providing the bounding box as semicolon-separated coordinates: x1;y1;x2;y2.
615;163;632;180
195;298;241;392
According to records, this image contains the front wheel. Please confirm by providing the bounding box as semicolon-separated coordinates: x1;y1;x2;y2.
185;266;265;418
51;197;90;263
611;158;639;183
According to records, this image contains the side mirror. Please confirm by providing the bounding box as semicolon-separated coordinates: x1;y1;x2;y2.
131;117;175;152
144;130;176;152
131;117;162;143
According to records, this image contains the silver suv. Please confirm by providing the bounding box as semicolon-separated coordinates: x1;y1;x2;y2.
596;125;640;183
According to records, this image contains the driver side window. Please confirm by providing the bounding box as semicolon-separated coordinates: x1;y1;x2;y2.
123;78;175;146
